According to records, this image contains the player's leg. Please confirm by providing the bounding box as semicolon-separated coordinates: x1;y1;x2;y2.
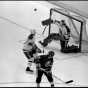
60;40;66;52
36;69;43;87
26;60;33;72
44;71;54;87
23;50;34;72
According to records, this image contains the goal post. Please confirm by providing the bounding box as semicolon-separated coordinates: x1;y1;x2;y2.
48;8;88;52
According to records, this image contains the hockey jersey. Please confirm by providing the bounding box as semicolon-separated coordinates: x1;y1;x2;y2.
23;39;35;51
35;55;53;71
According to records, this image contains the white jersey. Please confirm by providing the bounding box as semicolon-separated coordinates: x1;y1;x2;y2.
23;39;35;51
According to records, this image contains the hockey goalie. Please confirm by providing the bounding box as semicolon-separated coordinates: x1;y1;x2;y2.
39;18;80;53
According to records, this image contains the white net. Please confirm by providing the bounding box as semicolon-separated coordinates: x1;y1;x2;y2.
50;8;82;47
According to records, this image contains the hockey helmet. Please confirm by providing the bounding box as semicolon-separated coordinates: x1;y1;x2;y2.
48;51;55;57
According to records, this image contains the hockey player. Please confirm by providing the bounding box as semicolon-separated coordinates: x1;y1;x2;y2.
59;20;79;53
34;51;55;87
59;20;71;52
39;19;71;52
39;20;63;47
23;29;41;73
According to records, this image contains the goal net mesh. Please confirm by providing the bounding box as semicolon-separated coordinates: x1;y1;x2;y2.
49;8;88;52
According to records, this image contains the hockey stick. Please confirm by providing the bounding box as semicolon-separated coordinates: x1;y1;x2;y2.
53;74;73;84
39;67;74;84
42;25;48;35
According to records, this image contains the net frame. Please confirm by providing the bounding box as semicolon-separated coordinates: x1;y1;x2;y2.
48;8;84;52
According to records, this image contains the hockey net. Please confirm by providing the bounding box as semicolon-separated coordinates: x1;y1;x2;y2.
49;8;88;52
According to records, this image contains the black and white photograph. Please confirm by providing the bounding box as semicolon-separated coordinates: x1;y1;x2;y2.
0;0;88;87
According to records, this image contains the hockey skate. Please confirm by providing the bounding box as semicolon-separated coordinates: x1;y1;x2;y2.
51;84;54;87
26;67;34;74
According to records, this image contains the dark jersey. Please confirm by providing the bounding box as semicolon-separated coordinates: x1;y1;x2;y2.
35;55;53;71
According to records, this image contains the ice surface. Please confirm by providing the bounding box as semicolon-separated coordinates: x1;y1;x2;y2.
0;1;88;87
